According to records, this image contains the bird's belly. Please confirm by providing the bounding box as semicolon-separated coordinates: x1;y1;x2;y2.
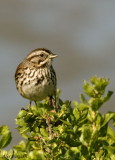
21;80;55;101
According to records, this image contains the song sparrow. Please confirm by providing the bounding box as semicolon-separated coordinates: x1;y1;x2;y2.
15;48;57;108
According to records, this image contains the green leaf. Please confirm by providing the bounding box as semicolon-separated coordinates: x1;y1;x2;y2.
104;145;115;155
13;141;26;151
106;126;115;144
77;103;89;111
16;118;26;126
103;91;113;103
28;150;45;160
56;89;61;99
90;76;109;92
88;98;103;110
84;76;111;98
102;112;115;128
40;128;48;137
57;125;66;133
0;125;12;149
95;113;102;129
0;150;9;160
83;80;95;97
17;110;27;118
60;119;71;125
73;108;80;121
70;147;80;154
79;124;92;145
72;101;79;108
7;149;14;159
80;94;87;104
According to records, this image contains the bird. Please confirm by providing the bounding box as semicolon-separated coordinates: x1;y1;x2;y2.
15;48;57;109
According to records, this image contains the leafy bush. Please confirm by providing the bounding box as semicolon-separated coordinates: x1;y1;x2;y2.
0;76;115;160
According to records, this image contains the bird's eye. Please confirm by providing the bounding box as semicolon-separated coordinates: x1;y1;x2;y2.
40;53;44;57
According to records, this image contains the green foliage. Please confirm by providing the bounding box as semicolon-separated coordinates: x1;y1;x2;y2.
0;76;115;160
0;125;12;149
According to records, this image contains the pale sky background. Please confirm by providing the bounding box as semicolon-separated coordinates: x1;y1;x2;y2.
0;0;115;147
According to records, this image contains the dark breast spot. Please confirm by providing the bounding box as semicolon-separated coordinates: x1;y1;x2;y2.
35;75;44;86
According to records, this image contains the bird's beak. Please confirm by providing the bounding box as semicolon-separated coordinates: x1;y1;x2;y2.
50;54;58;59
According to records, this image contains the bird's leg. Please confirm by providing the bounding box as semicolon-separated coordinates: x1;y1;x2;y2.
29;101;32;106
49;96;58;111
34;101;37;106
